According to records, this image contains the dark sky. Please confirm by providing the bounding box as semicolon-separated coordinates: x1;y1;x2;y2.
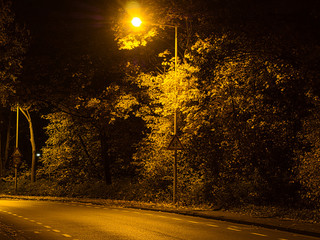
13;0;117;31
12;0;120;56
12;0;320;57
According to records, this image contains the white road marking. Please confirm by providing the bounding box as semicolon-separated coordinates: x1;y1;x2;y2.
227;227;242;232
251;232;268;237
188;221;199;224
62;233;72;238
207;224;219;227
1;211;59;235
172;218;182;221
53;229;61;233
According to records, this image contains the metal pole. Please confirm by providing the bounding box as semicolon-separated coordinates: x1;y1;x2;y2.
16;105;19;148
15;105;19;194
173;26;178;204
133;19;180;204
14;167;17;194
173;149;177;203
174;26;178;135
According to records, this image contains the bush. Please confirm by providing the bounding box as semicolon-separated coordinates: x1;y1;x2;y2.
0;176;171;203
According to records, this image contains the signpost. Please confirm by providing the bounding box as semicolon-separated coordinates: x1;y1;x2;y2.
12;147;22;194
167;135;183;204
167;135;184;150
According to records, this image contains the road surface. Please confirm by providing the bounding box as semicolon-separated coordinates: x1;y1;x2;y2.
0;199;318;240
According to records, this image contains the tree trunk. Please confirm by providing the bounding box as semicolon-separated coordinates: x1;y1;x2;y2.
99;130;112;185
29;119;36;182
0;132;2;177
20;108;36;182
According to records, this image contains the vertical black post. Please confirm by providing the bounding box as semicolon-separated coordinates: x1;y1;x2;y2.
14;167;17;194
173;149;177;203
15;106;19;194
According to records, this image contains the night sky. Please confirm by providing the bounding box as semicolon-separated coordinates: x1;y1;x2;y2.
12;0;320;58
12;0;120;57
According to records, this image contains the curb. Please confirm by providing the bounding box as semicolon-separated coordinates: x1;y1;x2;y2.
129;206;320;239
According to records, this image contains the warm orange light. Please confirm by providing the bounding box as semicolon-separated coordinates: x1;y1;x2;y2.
131;17;142;27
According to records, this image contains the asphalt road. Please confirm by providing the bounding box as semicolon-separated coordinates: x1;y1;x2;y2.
0;199;318;240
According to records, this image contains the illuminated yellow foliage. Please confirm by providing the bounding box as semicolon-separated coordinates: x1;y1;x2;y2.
41;112;101;181
133;30;311;205
117;28;158;50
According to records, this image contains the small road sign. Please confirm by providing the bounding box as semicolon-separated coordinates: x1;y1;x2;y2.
12;148;23;167
167;135;184;150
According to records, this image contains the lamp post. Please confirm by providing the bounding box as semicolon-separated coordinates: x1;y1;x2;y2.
16;105;19;149
173;25;179;204
131;18;182;204
12;105;22;194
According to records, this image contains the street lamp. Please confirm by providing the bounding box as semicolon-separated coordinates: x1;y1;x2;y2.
131;17;183;204
131;17;142;27
13;105;22;194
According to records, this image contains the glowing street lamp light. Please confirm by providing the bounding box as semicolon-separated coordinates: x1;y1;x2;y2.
131;17;181;204
131;17;142;27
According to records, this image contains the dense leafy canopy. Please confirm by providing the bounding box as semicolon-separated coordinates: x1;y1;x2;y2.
0;0;28;105
0;0;29;178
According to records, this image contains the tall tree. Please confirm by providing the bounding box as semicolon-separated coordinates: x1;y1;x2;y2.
0;0;28;104
0;0;29;177
40;84;140;186
295;95;320;208
113;0;318;205
19;106;36;182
